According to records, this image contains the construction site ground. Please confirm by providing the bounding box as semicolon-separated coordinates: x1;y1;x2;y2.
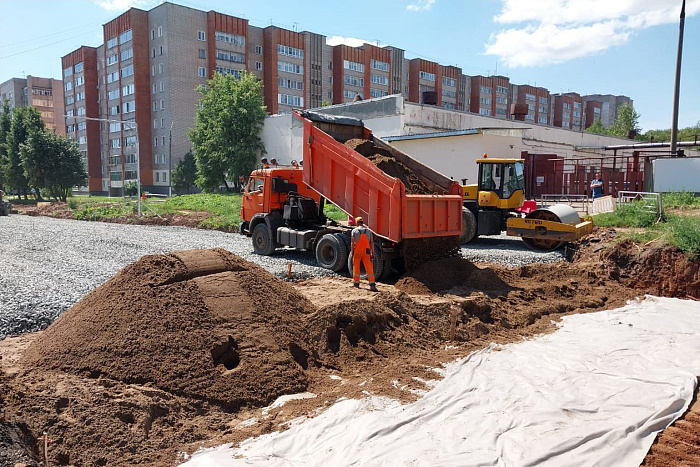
0;222;699;465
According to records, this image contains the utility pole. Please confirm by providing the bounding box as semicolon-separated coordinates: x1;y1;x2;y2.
670;0;685;155
168;121;173;197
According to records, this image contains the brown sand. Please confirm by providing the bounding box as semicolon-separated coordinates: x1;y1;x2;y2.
344;138;433;195
2;240;699;466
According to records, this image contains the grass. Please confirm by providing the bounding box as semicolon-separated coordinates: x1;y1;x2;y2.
73;202;135;221
593;201;700;258
156;193;242;231
323;203;348;222
662;192;700;210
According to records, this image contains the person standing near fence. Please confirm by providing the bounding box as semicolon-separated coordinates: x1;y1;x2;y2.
590;173;604;199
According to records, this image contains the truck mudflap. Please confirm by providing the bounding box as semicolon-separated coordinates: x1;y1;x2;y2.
506;217;594;242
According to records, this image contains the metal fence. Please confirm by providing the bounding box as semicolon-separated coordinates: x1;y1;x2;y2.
617;191;664;218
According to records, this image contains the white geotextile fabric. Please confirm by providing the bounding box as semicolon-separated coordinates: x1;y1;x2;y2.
182;296;700;467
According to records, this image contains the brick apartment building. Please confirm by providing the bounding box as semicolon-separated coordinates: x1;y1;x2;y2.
551;92;584;131
0;76;65;134
583;100;603;129
55;1;633;195
582;94;633;128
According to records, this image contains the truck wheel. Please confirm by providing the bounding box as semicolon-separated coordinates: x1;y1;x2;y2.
315;234;348;272
347;245;389;281
460;207;477;244
252;223;276;256
238;221;249;235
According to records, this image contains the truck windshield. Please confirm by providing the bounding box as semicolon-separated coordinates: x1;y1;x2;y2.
479;163;501;192
248;177;264;192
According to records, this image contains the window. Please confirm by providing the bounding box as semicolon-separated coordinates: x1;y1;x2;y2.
66;109;73;117
119;29;132;45
198;67;207;77
216;50;245;63
159;81;165;92
370;74;389;86
496;96;507;104
215;66;240;78
277;44;303;59
160;118;164;128
442;89;457;98
74;62;83;73
120;48;133;61
442;76;456;87
77;106;86;116
108;89;120;100
109;105;119;115
419;71;435;82
369;88;388;98
121;64;134;78
496;86;508;94
76;135;87;145
159;45;164;56
152;84;157;94
109;122;121;133
65;81;73;91
573;101;581;109
63;67;73;78
154;137;158;146
107;54;119;67
124;170;137;180
110;171;122;182
75;91;85;101
199;49;206;59
215;31;244;45
122;84;134;96
110;138;121;149
277;61;303;75
344;75;363;87
163;172;167;182
277;93;304;107
539;96;548;105
256;61;262;71
159;63;164;74
155;172;160;182
198;30;205;41
278;77;303;90
162;135;165;145
370;59;389;72
538;116;548;124
343;60;364;73
343;89;358;99
124;135;137;146
525;93;536;101
157;26;163;37
480;86;492;94
154;119;158;129
480;97;492;105
479;108;490;116
151;29;155;40
107;36;118;49
441;102;456;109
65;95;74;106
153;101;158;111
78;122;86;131
255;45;262;55
66;124;75;133
123;101;135;113
160;100;164;110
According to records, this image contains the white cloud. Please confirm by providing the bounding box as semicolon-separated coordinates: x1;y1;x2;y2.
326;36;372;47
93;0;154;11
406;0;435;12
486;0;700;67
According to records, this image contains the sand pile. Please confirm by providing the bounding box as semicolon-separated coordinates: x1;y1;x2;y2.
21;249;316;410
345;138;433;195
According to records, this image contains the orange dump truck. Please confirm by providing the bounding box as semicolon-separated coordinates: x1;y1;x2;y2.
239;111;463;279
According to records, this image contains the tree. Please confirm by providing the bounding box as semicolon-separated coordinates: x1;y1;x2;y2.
20;130;87;202
188;71;267;191
643;122;700;144
172;150;197;194
321;100;332;107
0;100;12;190
585;119;608;136
608;103;641;139
3;106;44;197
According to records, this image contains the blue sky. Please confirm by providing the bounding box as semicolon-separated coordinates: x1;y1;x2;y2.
1;0;698;132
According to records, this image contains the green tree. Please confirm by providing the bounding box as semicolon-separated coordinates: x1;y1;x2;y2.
172;150;197;194
0;100;12;189
643;122;700;144
188;71;267;191
20;130;87;202
3;106;44;198
321;100;332;107
585;119;608;136
123;180;139;196
608;103;641;138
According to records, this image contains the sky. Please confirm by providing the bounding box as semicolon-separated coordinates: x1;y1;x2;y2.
0;0;698;132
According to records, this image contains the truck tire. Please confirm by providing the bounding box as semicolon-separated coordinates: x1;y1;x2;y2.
347;245;389;281
252;223;276;256
460;207;477;244
315;233;348;272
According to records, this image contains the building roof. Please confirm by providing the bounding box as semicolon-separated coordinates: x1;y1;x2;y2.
383;127;530;142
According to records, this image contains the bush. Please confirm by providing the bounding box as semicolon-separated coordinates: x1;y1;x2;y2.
663;191;700;210
667;215;700;259
593;203;659;228
68;199;78;210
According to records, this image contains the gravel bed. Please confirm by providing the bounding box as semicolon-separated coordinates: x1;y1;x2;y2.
0;215;334;339
461;232;567;267
0;216;565;339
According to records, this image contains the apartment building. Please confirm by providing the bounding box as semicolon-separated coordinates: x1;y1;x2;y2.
0;76;65;133
57;1;635;195
584;100;603;129
582;94;633;128
512;85;550;126
551;92;584;131
470;75;510;119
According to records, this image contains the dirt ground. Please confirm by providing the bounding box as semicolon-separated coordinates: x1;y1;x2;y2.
16;202;211;229
1;229;698;466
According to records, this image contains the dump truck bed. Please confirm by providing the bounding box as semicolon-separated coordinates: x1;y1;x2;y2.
296;111;463;243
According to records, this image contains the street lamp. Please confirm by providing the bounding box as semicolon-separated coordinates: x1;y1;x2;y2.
64;114;141;216
169;121;173;197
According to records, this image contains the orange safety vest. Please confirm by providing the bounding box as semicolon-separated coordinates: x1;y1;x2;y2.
351;226;375;285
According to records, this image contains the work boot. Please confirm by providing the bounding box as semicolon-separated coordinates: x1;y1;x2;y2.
369;284;378;292
353;283;359;288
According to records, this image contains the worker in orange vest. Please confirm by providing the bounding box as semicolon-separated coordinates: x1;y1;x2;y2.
351;217;378;292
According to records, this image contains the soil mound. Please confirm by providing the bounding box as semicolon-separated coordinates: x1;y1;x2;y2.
601;241;700;298
21;249;316;410
345;138;432;195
